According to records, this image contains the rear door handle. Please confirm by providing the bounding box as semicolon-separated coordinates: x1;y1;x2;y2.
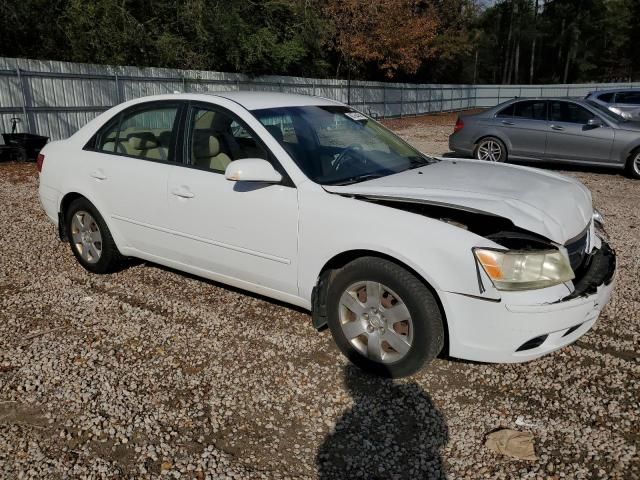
90;169;107;180
501;120;515;126
171;187;195;199
551;125;564;131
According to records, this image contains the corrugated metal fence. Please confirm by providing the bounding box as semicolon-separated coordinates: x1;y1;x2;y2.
1;57;639;141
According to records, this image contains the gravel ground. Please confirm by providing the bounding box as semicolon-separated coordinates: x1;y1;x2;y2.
0;113;638;479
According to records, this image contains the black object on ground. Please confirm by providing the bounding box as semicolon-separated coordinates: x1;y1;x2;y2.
0;118;49;162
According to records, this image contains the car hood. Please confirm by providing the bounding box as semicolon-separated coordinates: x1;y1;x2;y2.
324;159;593;244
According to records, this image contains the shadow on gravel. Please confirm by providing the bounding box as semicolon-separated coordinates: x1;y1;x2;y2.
316;365;448;479
144;262;310;315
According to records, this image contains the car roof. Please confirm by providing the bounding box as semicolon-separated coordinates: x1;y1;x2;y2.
503;97;590;102
489;97;592;109
207;91;344;110
130;91;344;111
588;88;640;95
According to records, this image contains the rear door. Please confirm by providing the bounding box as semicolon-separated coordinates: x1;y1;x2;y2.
82;101;185;258
545;101;615;163
496;100;548;159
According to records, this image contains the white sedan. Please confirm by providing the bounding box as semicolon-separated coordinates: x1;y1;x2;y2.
37;92;616;377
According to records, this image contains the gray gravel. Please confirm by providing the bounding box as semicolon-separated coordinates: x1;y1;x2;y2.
1;116;639;479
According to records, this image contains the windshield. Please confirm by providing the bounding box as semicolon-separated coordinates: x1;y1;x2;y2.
252;105;436;185
586;100;627;123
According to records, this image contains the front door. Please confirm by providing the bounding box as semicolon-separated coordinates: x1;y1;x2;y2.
545;101;615;163
166;103;299;295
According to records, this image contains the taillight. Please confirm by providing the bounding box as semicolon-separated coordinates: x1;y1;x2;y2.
454;117;464;133
36;153;45;173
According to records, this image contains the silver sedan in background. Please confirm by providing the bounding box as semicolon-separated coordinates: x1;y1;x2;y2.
449;97;640;179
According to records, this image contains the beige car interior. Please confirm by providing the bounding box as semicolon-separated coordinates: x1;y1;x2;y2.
103;127;171;161
190;109;267;171
192;132;232;171
100;108;268;170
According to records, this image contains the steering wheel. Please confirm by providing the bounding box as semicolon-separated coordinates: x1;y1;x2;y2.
333;144;365;172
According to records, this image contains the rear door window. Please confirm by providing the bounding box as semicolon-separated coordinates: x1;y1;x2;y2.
512;100;547;120
549;101;594;124
92;103;179;162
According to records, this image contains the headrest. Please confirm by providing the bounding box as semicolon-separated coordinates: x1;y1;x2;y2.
157;131;172;147
193;131;221;158
128;133;158;150
264;125;283;143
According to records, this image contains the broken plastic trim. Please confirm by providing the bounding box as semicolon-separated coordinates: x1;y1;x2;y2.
561;242;616;301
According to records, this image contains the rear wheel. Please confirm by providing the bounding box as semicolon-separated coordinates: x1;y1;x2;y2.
474;137;507;162
326;257;444;378
626;149;640;179
65;198;123;274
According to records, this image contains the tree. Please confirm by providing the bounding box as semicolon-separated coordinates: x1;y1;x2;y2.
323;0;439;79
0;0;638;84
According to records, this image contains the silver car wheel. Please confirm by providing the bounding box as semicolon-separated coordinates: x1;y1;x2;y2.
71;211;103;264
476;139;503;162
634;152;640;176
338;281;413;364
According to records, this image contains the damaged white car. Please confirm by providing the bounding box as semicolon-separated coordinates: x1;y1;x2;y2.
38;92;616;377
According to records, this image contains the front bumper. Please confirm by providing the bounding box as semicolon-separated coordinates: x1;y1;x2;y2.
442;242;616;363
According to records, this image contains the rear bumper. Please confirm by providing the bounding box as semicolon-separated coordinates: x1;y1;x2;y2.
38;182;60;224
448;133;473;156
443;242;616;363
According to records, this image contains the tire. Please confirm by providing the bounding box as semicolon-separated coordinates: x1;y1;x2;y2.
326;257;444;378
474;136;507;162
626;148;640;179
65;197;123;274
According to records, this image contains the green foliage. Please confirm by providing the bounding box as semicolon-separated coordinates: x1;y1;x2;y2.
0;0;637;83
476;0;638;83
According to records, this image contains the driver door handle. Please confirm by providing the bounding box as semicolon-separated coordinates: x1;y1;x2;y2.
550;124;564;131
500;120;515;126
171;187;195;199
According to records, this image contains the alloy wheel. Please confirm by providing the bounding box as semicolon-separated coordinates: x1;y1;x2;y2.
71;211;103;264
634;152;640;176
338;281;414;364
477;140;503;162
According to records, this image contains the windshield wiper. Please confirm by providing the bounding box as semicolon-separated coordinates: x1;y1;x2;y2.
406;156;432;169
328;173;388;186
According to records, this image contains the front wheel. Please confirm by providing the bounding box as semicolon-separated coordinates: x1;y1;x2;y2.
474;137;507;162
626;149;640;179
326;257;444;378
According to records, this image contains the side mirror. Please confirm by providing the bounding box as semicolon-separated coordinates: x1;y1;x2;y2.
586;118;602;128
224;158;283;183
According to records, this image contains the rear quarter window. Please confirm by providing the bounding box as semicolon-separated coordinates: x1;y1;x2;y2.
596;92;615;103
496;104;515;117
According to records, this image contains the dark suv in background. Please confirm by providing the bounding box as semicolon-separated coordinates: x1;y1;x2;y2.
585;89;640;121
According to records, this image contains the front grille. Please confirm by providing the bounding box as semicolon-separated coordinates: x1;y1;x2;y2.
565;226;590;271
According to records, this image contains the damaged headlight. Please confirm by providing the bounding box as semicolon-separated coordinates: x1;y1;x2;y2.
474;248;575;291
